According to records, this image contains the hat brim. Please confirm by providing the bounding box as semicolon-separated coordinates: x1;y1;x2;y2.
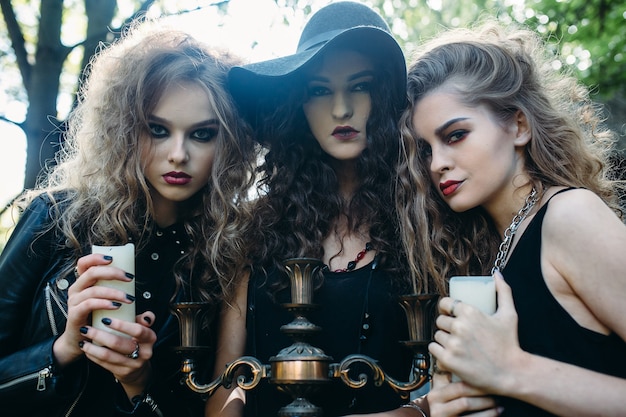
229;26;406;124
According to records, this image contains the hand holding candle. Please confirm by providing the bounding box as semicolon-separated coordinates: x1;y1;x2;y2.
91;243;135;338
447;275;496;382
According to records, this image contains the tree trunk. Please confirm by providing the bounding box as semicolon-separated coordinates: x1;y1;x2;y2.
23;0;65;189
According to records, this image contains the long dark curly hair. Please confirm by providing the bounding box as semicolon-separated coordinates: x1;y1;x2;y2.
247;44;409;294
20;22;256;306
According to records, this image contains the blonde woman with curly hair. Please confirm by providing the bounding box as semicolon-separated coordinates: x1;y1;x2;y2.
0;22;255;417
397;21;626;416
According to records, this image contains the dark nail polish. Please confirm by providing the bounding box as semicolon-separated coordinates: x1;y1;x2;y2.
79;326;88;334
103;255;113;261
125;272;135;279
78;341;85;348
112;301;122;307
126;294;136;302
144;316;152;324
101;317;112;325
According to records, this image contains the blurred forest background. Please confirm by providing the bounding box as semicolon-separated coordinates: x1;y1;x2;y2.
1;0;625;251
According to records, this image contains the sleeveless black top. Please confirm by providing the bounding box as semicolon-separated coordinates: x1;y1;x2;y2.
500;189;626;416
244;260;412;416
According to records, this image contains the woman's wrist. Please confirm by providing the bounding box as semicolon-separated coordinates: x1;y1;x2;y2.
52;334;81;368
401;401;428;417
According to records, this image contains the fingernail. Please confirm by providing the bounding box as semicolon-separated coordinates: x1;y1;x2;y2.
101;317;112;325
78;341;85;348
112;301;122;307
125;272;135;279
79;326;88;334
126;294;135;302
103;255;113;261
144;316;152;324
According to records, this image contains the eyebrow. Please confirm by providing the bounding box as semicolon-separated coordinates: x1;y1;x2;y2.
148;115;220;129
434;117;469;137
307;69;375;83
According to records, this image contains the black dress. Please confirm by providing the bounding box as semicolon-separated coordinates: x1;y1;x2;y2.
500;189;626;416
244;260;413;417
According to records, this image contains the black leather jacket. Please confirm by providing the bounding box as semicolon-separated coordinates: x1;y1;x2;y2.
0;195;210;417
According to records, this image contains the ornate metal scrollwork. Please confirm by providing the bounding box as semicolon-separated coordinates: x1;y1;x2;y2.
172;260;439;416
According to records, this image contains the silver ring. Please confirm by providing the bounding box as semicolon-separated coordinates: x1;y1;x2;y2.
73;266;80;279
433;361;450;375
450;299;461;317
128;341;139;359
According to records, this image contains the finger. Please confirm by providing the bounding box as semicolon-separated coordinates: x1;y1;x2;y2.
438;296;464;317
66;287;134;318
69;265;133;297
493;271;514;313
438;296;455;314
137;311;156;328
432;329;453;349
96;316;157;346
432;366;452;388
435;314;455;332
82;322;150;361
446;395;501;417
80;339;144;373
74;253;114;280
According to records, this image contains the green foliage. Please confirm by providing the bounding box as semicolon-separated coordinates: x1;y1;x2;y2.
368;0;625;101
521;0;626;100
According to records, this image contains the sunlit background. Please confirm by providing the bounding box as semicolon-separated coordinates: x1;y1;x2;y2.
1;0;624;222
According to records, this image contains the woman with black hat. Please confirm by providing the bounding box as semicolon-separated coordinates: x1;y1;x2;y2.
206;2;428;417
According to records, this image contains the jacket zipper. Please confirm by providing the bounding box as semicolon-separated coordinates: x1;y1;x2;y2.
0;367;51;392
63;363;89;417
45;283;59;335
45;282;78;416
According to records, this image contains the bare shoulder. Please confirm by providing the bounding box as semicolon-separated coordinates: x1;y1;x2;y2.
540;188;626;335
542;188;622;232
540;187;626;278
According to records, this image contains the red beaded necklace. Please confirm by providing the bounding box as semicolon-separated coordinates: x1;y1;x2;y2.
332;242;372;273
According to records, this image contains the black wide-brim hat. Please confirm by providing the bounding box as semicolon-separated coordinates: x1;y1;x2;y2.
228;1;407;124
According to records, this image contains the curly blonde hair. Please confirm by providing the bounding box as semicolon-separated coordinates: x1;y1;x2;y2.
397;20;622;294
22;21;255;304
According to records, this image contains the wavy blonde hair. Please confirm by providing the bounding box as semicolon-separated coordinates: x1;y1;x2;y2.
22;21;255;304
397;20;622;294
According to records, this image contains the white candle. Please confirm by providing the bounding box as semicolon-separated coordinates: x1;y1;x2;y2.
91;243;135;338
449;275;496;315
448;275;495;382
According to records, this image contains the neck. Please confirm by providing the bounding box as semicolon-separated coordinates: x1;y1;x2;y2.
151;195;180;228
332;159;359;199
487;184;536;236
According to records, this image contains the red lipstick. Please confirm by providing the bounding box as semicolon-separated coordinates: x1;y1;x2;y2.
440;180;462;196
163;171;192;185
332;125;359;140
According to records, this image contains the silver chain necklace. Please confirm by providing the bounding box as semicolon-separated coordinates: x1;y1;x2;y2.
491;188;540;274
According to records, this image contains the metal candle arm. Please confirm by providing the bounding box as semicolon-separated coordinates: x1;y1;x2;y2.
179;355;269;395
172;259;439;416
333;352;430;399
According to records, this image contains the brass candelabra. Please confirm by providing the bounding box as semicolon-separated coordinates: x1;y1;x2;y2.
172;258;439;417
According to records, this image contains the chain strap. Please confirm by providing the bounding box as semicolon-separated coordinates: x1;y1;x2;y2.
491;188;539;274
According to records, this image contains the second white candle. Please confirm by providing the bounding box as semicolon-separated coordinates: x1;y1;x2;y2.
449;275;496;315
